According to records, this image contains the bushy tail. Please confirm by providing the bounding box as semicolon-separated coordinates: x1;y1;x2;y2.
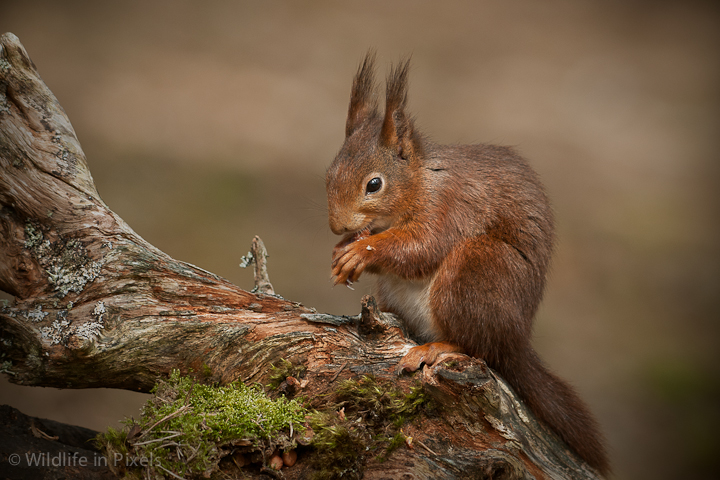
497;349;609;474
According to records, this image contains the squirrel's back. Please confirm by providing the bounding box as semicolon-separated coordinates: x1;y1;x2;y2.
421;142;555;271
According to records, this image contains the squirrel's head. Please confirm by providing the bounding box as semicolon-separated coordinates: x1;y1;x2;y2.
326;52;424;236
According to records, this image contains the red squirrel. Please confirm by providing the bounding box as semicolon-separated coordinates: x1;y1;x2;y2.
326;53;609;474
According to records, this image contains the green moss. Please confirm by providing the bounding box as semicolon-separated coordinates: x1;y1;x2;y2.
97;372;432;479
267;358;307;390
305;411;365;480
378;431;407;462
335;375;432;428
305;375;433;479
96;370;308;479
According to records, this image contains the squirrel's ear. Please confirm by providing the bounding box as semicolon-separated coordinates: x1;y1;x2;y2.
381;58;415;159
346;51;378;137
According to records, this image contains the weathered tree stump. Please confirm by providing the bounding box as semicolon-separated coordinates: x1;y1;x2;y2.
0;32;603;479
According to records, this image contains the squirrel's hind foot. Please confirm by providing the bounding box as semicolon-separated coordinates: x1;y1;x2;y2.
396;341;466;374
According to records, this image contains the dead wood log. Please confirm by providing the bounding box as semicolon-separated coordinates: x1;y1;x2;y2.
0;404;114;479
0;33;603;479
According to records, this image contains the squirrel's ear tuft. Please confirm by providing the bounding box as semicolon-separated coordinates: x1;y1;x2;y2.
381;58;415;159
346;51;378;137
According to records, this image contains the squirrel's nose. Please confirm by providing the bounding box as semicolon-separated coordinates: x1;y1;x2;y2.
329;219;348;236
328;211;358;236
328;212;342;235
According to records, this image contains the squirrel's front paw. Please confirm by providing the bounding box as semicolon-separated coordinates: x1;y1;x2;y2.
331;239;373;286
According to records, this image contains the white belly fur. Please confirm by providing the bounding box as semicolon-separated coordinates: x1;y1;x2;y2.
375;273;441;343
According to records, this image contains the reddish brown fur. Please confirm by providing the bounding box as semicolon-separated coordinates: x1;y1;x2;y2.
326;53;609;474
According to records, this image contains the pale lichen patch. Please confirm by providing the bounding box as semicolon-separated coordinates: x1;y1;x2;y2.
0;360;14;376
35;300;107;347
0;56;10;74
72;319;104;342
0;59;9;113
23;304;48;322
93;301;105;320
23;223;46;250
0;337;14;375
24;221;105;298
39;311;71;346
72;300;107;342
1;305;16;318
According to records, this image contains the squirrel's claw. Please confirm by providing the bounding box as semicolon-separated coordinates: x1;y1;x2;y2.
331;239;371;286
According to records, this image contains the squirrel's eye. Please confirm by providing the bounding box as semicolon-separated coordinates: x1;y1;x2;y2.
365;177;382;194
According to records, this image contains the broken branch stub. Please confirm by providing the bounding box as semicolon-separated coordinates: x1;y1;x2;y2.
239;235;275;296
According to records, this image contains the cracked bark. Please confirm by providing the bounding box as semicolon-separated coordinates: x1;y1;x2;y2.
0;33;603;480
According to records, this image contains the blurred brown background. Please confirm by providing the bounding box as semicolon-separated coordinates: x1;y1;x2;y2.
1;1;719;478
